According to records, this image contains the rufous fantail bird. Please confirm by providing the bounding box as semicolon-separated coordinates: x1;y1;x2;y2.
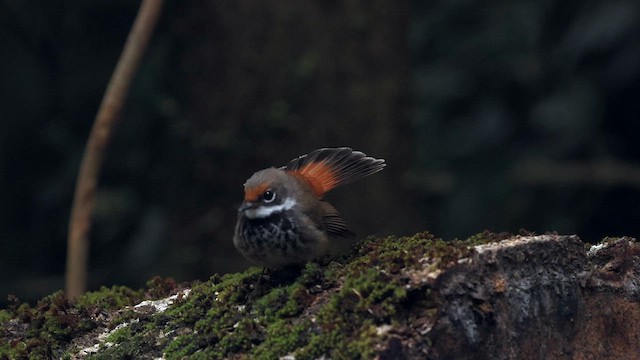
233;147;385;267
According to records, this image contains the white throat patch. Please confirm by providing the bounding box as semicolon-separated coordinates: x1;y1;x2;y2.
244;197;297;219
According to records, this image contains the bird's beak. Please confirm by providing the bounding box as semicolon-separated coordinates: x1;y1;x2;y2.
238;202;255;212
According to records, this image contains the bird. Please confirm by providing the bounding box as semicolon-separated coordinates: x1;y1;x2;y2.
233;147;385;268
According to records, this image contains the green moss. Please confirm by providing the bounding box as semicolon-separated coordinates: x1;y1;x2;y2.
104;325;132;344
0;283;158;359
145;276;179;298
1;231;508;359
251;319;310;359
76;285;145;310
0;292;74;358
163;269;264;359
349;232;438;273
297;329;341;360
337;268;407;319
217;317;262;355
344;325;380;359
178;232;450;359
299;261;324;285
163;263;319;359
0;342;15;359
464;230;512;246
0;310;10;324
254;282;309;322
88;331;156;360
290;231;496;359
290;247;410;358
163;333;196;359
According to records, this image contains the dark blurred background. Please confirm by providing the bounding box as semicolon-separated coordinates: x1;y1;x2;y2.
1;0;639;305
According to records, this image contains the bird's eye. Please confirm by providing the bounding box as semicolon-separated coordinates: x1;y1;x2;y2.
263;190;276;203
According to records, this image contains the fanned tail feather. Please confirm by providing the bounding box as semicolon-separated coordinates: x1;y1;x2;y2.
285;147;385;197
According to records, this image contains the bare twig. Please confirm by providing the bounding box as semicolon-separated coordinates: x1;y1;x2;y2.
66;0;164;298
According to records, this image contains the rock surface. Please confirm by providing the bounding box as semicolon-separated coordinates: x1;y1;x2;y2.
1;232;638;359
427;235;640;360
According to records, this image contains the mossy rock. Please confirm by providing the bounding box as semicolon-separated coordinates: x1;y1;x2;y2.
1;232;474;359
4;232;634;359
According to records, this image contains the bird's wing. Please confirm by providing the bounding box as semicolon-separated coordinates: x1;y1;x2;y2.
319;201;355;238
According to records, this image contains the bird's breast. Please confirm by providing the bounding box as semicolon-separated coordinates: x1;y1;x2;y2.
237;211;301;251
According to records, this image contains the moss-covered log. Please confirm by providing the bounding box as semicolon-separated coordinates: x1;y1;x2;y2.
1;232;638;359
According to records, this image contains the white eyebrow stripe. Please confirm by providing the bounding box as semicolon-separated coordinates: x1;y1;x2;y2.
244;197;297;219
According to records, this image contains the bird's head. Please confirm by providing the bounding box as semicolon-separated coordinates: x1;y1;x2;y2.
239;168;297;219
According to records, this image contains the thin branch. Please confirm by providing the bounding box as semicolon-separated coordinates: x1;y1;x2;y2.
66;0;164;299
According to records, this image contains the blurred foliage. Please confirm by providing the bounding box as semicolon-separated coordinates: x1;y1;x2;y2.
0;0;639;304
410;0;640;238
